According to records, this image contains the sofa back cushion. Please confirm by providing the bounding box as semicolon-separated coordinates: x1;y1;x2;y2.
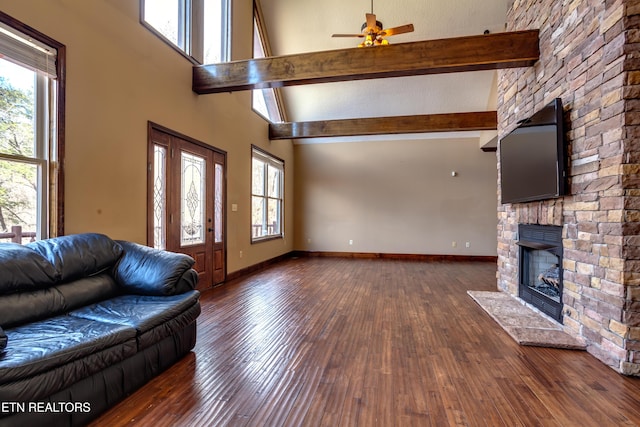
0;244;59;294
28;233;123;282
0;287;65;328
0;274;120;328
0;234;123;328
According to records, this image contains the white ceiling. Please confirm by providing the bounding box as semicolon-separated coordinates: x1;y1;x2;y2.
259;0;509;142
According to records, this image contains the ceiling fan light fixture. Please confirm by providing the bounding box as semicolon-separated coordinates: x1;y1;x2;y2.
332;1;413;47
358;35;374;48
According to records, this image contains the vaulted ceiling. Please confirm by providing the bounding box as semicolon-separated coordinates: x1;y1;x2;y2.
260;0;508;144
260;0;507;121
256;0;510;144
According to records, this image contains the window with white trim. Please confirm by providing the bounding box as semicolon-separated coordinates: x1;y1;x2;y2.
0;19;60;243
251;146;283;242
141;0;230;64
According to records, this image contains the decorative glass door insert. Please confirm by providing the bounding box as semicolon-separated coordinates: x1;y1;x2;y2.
180;151;206;246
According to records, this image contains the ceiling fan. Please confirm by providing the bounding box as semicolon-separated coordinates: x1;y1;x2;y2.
331;1;414;47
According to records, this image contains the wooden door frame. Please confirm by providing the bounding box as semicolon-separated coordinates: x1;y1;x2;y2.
146;121;227;285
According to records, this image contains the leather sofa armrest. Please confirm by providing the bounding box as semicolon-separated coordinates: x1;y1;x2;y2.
113;241;198;296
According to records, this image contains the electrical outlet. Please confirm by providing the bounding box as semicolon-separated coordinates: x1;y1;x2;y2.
465;242;470;248
349;240;353;245
239;250;243;258
452;241;457;247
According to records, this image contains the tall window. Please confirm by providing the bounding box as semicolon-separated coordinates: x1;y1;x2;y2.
0;17;63;243
252;5;283;123
141;0;230;64
251;146;283;242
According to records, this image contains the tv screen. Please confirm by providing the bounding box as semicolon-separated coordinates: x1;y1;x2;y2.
499;98;566;204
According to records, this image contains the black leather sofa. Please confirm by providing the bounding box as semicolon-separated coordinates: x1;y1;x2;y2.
0;233;201;426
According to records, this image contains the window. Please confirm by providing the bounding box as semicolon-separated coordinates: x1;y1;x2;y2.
141;0;230;64
0;16;63;243
251;146;283;242
252;5;283;123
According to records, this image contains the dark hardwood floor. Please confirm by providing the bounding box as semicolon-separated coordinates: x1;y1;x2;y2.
91;257;640;426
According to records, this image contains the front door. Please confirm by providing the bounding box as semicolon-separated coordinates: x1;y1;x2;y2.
148;124;226;288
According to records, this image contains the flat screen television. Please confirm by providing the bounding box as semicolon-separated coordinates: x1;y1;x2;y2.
499;98;567;204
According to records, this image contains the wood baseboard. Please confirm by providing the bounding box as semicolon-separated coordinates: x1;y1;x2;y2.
222;251;497;286
292;251;497;263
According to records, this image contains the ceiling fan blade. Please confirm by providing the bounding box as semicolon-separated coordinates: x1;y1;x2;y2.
366;13;377;31
380;23;415;37
332;33;366;38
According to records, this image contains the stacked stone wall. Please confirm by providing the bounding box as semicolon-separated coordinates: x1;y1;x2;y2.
497;0;640;374
621;2;640;373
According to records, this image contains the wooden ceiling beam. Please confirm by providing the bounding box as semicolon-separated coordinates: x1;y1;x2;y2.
268;111;497;140
193;30;539;94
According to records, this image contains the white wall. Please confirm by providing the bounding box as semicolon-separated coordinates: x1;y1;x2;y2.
294;137;498;256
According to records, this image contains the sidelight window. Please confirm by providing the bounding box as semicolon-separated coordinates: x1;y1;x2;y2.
152;144;167;249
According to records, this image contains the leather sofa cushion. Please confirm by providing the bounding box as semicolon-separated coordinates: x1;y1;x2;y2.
0;335;138;403
114;241;197;295
0;326;6;351
136;301;200;350
28;233;123;282
0;315;137;384
0;274;120;328
0;243;59;294
0;323;194;406
69;290;200;335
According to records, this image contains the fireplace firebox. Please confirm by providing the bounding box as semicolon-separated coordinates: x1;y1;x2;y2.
517;224;563;322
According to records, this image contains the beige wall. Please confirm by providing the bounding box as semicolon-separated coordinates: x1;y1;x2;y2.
294;138;498;256
0;0;294;274
0;1;497;276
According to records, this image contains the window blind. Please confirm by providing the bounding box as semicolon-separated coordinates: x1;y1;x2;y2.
0;21;56;78
252;147;284;169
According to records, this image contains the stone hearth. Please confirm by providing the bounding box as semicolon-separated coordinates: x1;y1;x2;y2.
468;290;586;350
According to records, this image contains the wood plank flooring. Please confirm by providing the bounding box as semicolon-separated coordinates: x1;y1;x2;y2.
90;257;640;426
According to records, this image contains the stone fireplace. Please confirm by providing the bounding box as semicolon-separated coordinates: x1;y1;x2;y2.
517;224;563;322
497;0;640;375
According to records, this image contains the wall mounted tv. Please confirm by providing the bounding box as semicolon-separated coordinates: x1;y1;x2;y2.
499;98;567;204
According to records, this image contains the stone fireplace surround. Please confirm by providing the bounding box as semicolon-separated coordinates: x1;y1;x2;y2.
497;0;640;375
